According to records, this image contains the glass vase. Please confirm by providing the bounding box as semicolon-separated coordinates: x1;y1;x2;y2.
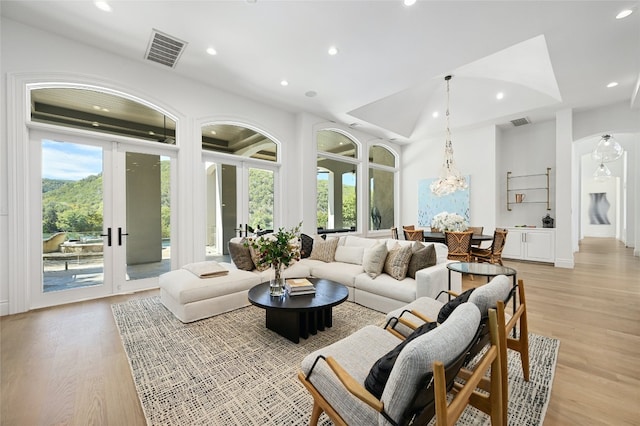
269;263;285;297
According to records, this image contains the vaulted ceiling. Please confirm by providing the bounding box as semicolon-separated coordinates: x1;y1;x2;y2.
2;1;639;143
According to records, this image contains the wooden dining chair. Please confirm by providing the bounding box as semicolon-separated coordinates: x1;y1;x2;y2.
402;225;415;240
472;229;508;265
444;231;473;262
468;226;484;248
405;229;424;242
391;227;399;240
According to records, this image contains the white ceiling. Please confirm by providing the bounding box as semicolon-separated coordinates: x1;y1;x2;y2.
2;0;639;143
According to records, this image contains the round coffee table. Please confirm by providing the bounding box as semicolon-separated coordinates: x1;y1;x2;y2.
247;278;348;343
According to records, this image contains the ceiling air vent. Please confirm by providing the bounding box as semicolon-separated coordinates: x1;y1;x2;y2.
510;117;531;127
145;29;187;68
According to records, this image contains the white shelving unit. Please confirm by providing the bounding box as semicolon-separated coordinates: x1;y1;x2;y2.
506;168;551;211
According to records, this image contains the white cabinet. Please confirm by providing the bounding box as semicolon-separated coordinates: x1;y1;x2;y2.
502;227;555;263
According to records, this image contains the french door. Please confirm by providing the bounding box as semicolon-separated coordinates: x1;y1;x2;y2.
204;157;277;257
31;130;175;308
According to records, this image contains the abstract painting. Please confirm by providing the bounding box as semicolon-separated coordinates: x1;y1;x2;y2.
588;192;610;225
418;176;470;227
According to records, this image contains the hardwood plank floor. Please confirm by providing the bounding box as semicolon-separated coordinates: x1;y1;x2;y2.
1;237;638;425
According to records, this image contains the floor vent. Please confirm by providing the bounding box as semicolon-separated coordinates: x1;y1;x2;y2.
145;29;187;68
510;117;531;127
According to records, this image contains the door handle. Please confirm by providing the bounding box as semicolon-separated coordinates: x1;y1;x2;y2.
101;227;112;247
118;227;129;246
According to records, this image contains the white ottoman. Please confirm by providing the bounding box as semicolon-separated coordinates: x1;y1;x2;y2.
159;263;262;323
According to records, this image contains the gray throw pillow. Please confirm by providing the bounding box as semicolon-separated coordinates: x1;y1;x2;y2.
228;239;254;271
309;237;339;262
406;243;437;279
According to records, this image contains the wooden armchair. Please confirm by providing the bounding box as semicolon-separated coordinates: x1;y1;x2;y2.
384;275;531;424
298;303;503;426
444;231;473;262
472;229;508;265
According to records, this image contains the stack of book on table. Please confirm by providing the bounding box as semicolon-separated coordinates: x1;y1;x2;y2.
285;278;316;296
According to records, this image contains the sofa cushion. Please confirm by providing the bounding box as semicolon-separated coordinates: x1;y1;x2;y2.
310;237;339;262
246;238;271;272
300;233;315;259
342;235;380;249
334;245;365;265
228;238;254;271
406;242;437;279
362;243;388;278
354;273;416;304
383;243;413;280
159;268;261;304
310;262;364;286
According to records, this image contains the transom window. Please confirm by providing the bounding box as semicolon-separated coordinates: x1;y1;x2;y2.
202;124;277;162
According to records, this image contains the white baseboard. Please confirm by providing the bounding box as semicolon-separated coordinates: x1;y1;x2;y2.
554;258;575;268
0;300;9;316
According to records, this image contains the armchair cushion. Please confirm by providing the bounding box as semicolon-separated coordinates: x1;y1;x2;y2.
468;274;512;315
437;288;475;324
406;242;437;279
364;321;438;399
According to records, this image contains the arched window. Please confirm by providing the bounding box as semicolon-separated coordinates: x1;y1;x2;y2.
368;145;398;231
202;123;277;162
316;130;359;233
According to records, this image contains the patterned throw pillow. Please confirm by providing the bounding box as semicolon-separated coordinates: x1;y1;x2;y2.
228;239;254;271
406;242;437;279
300;233;314;259
362;243;388;279
247;238;271;272
383;243;413;280
309;237;339;262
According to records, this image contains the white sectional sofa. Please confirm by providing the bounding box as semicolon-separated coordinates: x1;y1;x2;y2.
159;234;461;322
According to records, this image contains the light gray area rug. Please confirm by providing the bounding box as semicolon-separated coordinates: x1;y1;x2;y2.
112;297;559;425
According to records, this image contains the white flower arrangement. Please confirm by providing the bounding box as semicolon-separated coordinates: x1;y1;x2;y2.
431;211;469;232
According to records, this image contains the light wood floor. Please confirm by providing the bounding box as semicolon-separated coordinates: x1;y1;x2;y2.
1;237;638;425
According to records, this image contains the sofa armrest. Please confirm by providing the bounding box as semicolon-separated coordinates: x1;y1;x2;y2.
414;261;462;300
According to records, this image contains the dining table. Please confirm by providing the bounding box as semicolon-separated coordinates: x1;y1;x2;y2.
421;231;494;245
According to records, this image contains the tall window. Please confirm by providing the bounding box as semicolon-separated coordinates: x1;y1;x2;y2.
369;145;397;231
316;130;359;233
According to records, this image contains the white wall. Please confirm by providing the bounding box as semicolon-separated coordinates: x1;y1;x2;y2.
402;125;497;233
497;120;556;228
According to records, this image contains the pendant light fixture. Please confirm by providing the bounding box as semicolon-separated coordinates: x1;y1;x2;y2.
592;134;623;163
430;75;468;196
593;162;612;181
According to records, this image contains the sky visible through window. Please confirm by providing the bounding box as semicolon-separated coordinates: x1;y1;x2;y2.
42;140;102;181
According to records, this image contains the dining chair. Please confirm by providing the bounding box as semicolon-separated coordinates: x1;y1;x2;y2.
468;226;484;248
391;227;399;240
405;229;424;242
472;229;508;265
402;225;415;240
444;231;473;262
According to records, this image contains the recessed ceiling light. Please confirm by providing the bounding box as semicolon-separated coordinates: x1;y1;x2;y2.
432;111;439;118
616;9;633;19
206;47;217;56
94;1;112;12
280;80;289;87
92;105;101;110
607;81;619;88
148;131;155;136
101;107;109;112
211;130;217;135
328;46;338;56
92;122;100;127
496;92;505;100
305;90;317;98
403;0;416;6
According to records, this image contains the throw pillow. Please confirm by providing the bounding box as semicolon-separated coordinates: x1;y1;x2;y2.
334;246;365;265
362;243;388;278
383;243;413;280
309;237;339;262
228;239;254;271
437;288;475;324
364;321;438;399
300;233;314;259
406;242;437;279
247;238;271;272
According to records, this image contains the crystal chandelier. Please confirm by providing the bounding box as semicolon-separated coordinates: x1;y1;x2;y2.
430;75;468;196
592;134;623;163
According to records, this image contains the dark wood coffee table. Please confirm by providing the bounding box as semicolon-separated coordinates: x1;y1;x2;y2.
247;278;348;343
